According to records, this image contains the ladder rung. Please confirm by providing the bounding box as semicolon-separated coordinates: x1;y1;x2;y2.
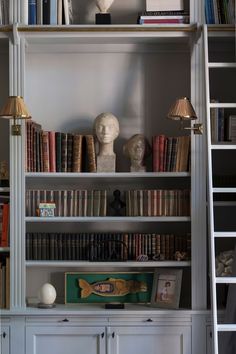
215;232;236;238
211;144;236;150
217;324;236;332
210;103;236;109
209;62;236;68
216;277;236;284
213;187;236;193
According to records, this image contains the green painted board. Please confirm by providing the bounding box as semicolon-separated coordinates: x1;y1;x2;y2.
65;272;153;304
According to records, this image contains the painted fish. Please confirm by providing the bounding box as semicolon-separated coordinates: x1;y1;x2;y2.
78;278;147;298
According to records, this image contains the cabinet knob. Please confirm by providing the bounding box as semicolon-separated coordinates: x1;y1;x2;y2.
210;331;212;338
101;332;105;338
112;332;115;338
58;318;69;323
1;332;6;338
146;318;153;322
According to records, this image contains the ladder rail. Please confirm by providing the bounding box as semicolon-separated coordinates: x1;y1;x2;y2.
203;24;219;354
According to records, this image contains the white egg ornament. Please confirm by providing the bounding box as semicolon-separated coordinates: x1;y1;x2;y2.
38;283;57;308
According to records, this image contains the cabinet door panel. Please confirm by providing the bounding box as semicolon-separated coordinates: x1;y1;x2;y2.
26;326;105;354
109;326;191;354
0;326;10;354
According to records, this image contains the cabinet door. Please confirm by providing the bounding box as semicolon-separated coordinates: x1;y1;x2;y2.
108;326;191;354
26;326;105;354
0;326;10;354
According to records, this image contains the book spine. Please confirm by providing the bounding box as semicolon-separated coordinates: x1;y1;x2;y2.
72;134;83;172
1;203;9;247
57;0;63;24
28;0;37;24
61;133;68;172
67;133;73;172
50;0;57;24
49;131;56;172
43;0;50;24
37;0;43;24
42;131;50;172
55;132;62;172
140;18;187;24
152;135;159;172
85;135;97;172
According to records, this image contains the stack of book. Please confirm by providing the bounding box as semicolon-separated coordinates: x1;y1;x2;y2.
210;100;225;142
26;189;107;217
0;0;9;24
205;0;235;24
138;10;189;24
125;189;190;217
138;0;189;24
26;232;191;261
152;135;190;172
26;121;96;173
28;0;73;25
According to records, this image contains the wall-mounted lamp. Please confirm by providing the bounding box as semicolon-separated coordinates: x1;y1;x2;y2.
0;96;31;136
167;97;203;135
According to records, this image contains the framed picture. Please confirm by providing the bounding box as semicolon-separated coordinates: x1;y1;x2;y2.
151;269;182;309
65;271;153;304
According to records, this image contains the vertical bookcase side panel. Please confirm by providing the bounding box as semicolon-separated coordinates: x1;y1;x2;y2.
190;34;207;309
9;38;26;308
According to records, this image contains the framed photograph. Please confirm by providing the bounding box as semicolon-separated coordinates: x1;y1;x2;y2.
65;271;153;304
151;269;182;309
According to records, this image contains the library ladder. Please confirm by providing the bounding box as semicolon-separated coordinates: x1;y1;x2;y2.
204;24;236;354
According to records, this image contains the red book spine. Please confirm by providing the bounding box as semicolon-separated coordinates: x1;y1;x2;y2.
42;131;50;172
159;135;166;172
49;131;56;172
152;135;159;172
1;203;9;247
141;18;186;23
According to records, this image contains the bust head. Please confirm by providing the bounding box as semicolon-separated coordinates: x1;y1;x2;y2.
94;112;119;152
123;134;151;172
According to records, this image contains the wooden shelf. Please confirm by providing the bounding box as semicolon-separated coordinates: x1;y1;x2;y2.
26;260;191;268
25;216;191;223
25;172;190;178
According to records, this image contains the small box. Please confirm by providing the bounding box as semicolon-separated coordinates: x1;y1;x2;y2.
39;203;56;217
146;0;184;11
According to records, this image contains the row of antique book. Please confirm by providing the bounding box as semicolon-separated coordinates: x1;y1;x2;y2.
0;256;10;309
125;189;190;217
26;120;192;174
26;189;107;217
152;135;190;172
26;121;96;173
25;232;191;261
26;188;190;217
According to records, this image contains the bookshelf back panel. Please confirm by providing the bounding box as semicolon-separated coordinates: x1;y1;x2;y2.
25;47;190;172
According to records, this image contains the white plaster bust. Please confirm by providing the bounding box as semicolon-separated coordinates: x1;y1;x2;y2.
94;112;119;172
94;112;119;157
96;0;114;13
123;134;151;172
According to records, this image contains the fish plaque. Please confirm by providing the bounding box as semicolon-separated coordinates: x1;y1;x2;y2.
65;272;153;304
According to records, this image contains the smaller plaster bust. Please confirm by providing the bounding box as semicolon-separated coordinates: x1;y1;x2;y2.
123;134;151;172
94;112;120;172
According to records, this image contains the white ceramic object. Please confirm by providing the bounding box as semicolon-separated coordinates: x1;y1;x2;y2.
38;283;57;305
96;0;114;13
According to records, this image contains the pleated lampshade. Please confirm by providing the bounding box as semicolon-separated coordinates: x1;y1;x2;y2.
0;96;31;119
167;97;197;121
